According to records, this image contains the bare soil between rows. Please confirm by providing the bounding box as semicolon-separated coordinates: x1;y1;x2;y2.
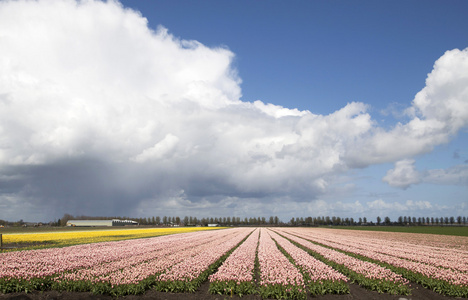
0;282;458;300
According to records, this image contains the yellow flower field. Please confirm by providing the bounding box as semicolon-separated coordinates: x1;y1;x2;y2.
2;227;225;249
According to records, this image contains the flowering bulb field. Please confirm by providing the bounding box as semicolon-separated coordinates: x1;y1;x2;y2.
276;228;468;297
267;230;349;295
1;227;467;299
274;229;410;295
1;227;221;249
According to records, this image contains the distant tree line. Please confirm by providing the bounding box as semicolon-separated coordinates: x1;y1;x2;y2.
1;214;467;228
394;215;468;226
288;215;468;226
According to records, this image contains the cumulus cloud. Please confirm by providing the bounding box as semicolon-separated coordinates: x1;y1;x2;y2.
382;160;468;189
345;48;468;167
0;0;467;221
382;159;421;189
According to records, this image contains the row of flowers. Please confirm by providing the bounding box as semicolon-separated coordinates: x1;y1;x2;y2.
1;228;223;280
275;229;410;295
267;230;349;296
208;228;260;296
2;227;219;250
290;228;468;273
322;228;468;251
153;228;254;293
257;229;307;299
282;228;468;297
55;229;242;286
0;228;251;295
3;227;464;297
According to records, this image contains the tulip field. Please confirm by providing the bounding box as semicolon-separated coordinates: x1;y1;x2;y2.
1;227;467;299
1;227;221;250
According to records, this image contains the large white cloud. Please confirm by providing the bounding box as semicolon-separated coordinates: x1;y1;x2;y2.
0;0;467;221
382;159;421;189
345;48;468;167
383;160;468;189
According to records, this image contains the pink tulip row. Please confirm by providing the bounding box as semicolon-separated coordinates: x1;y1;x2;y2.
209;228;260;284
289;228;468;273
0;237;170;280
267;230;348;283
91;228;253;286
325;228;468;251
55;229;246;286
156;228;254;283
257;229;305;291
282;228;468;287
275;229;409;286
0;229;240;282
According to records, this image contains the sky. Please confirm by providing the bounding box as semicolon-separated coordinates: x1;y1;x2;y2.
0;0;467;223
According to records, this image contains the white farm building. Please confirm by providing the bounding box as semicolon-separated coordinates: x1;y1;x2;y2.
66;219;138;227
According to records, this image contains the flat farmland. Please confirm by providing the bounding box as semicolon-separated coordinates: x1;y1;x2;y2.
0;226;224;250
1;227;467;300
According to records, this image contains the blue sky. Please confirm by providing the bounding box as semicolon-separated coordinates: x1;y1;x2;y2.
0;0;467;223
120;0;468;221
121;0;467;113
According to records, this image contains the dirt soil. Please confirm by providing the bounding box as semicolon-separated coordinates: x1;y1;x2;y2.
0;282;458;300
